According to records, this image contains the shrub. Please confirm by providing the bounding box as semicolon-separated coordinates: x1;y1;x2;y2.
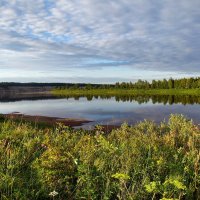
0;114;199;199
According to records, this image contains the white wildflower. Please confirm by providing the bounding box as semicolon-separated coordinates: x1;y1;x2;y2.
74;158;78;165
49;190;58;197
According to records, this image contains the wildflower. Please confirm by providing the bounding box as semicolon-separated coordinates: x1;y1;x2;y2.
74;158;78;165
41;143;48;149
49;190;58;197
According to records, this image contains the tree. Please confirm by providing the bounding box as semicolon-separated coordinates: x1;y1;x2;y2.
168;78;174;89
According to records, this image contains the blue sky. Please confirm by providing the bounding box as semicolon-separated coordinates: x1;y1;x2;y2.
0;0;200;83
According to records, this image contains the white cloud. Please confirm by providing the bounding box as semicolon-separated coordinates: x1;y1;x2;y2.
0;0;200;82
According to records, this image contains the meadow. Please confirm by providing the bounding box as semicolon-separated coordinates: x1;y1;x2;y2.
0;114;199;199
52;88;200;97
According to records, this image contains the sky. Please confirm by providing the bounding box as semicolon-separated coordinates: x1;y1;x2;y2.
0;0;200;83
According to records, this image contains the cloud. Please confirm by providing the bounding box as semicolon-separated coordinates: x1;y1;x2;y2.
0;0;200;82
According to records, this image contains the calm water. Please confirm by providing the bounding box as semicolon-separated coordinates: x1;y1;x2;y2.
1;95;200;128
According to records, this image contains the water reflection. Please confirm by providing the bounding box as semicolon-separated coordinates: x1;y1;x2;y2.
0;94;200;128
1;92;200;105
0;92;60;102
57;94;200;105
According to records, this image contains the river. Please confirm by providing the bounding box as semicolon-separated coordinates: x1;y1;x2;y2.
0;94;200;129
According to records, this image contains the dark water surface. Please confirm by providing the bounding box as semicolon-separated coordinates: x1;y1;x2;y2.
0;95;200;128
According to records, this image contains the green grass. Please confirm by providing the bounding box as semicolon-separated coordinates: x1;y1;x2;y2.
52;88;200;96
0;114;199;199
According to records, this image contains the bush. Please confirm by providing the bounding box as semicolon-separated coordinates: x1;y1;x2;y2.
0;115;199;199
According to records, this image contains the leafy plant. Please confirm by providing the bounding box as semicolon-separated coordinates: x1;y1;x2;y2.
0;114;199;199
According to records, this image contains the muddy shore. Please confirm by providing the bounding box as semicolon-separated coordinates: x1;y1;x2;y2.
3;113;92;127
2;113;121;131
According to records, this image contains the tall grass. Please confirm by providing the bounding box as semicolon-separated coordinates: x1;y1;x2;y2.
0;115;199;199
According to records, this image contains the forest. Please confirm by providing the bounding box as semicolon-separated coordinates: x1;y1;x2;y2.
1;77;200;90
54;77;200;90
115;77;200;90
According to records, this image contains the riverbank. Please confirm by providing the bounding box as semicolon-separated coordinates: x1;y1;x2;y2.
1;113;121;131
1;113;92;127
52;88;200;96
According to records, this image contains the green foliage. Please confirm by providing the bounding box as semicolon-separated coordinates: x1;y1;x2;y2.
0;114;199;199
52;77;200;99
52;77;200;96
111;173;130;181
52;88;200;99
53;77;200;91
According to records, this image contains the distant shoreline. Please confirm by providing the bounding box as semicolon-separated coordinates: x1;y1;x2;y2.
52;88;200;96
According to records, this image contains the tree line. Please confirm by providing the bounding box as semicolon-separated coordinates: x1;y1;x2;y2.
61;77;200;90
1;77;200;90
115;77;200;89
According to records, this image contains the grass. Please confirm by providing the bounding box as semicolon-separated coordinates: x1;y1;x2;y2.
52;88;200;96
0;114;199;199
